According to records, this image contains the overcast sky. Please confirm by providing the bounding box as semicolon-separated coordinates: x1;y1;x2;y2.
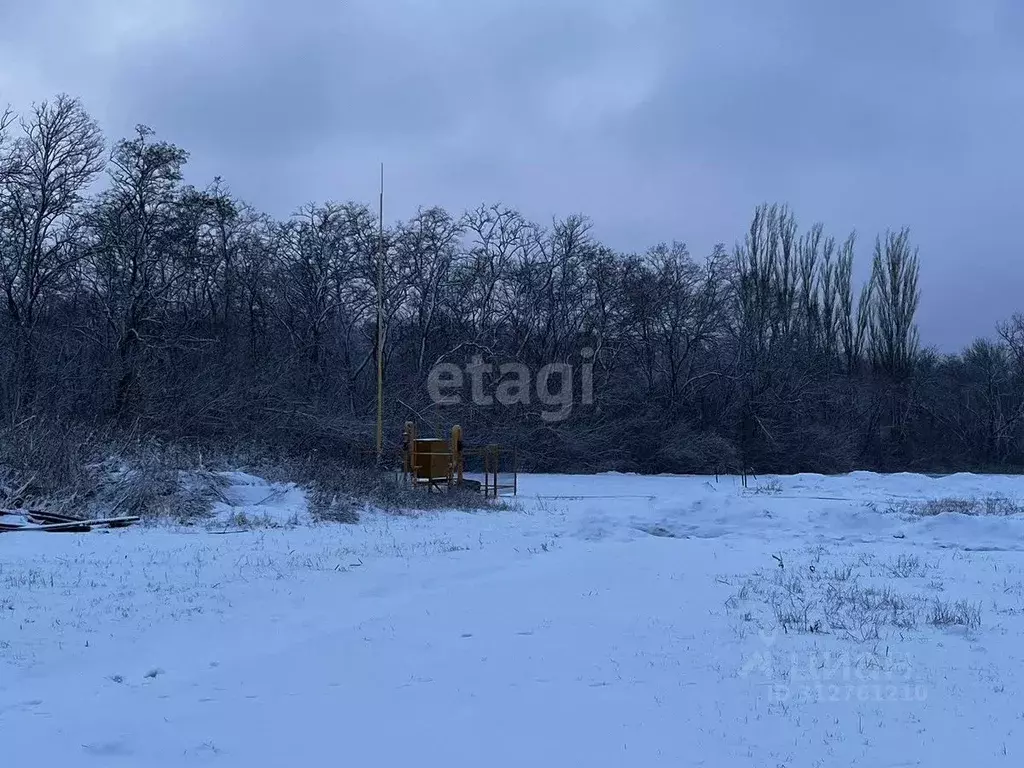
1;0;1020;350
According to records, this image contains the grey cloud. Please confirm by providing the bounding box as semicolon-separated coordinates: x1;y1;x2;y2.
0;0;1021;349
112;0;627;153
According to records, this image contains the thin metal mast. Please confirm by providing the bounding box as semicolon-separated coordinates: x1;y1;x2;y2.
375;163;385;461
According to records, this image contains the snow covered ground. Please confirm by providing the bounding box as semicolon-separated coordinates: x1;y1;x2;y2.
3;471;1024;765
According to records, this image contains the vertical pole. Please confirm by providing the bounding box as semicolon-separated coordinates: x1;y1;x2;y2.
376;163;385;462
513;447;517;496
402;421;414;481
451;425;463;487
488;447;495;498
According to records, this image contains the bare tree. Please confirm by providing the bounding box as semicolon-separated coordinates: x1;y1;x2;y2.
0;95;103;416
869;228;920;378
0;104;17;180
394;206;463;379
835;233;872;372
85;125;187;417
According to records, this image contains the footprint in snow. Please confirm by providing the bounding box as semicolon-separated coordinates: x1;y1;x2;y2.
82;740;133;757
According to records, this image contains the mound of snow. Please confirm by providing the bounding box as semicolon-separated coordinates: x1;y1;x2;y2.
209;471;308;527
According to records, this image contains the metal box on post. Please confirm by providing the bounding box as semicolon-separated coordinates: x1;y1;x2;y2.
413;438;451;490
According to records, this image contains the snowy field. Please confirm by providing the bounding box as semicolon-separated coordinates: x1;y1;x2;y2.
3;471;1024;766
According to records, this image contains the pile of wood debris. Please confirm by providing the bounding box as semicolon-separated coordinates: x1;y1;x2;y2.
0;509;140;532
0;476;139;533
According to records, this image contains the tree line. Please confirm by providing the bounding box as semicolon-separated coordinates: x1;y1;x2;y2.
2;95;1022;473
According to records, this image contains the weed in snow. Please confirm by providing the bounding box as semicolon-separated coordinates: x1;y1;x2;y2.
728;550;982;643
885;554;924;579
881;494;1024;518
928;599;982;631
748;480;783;496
